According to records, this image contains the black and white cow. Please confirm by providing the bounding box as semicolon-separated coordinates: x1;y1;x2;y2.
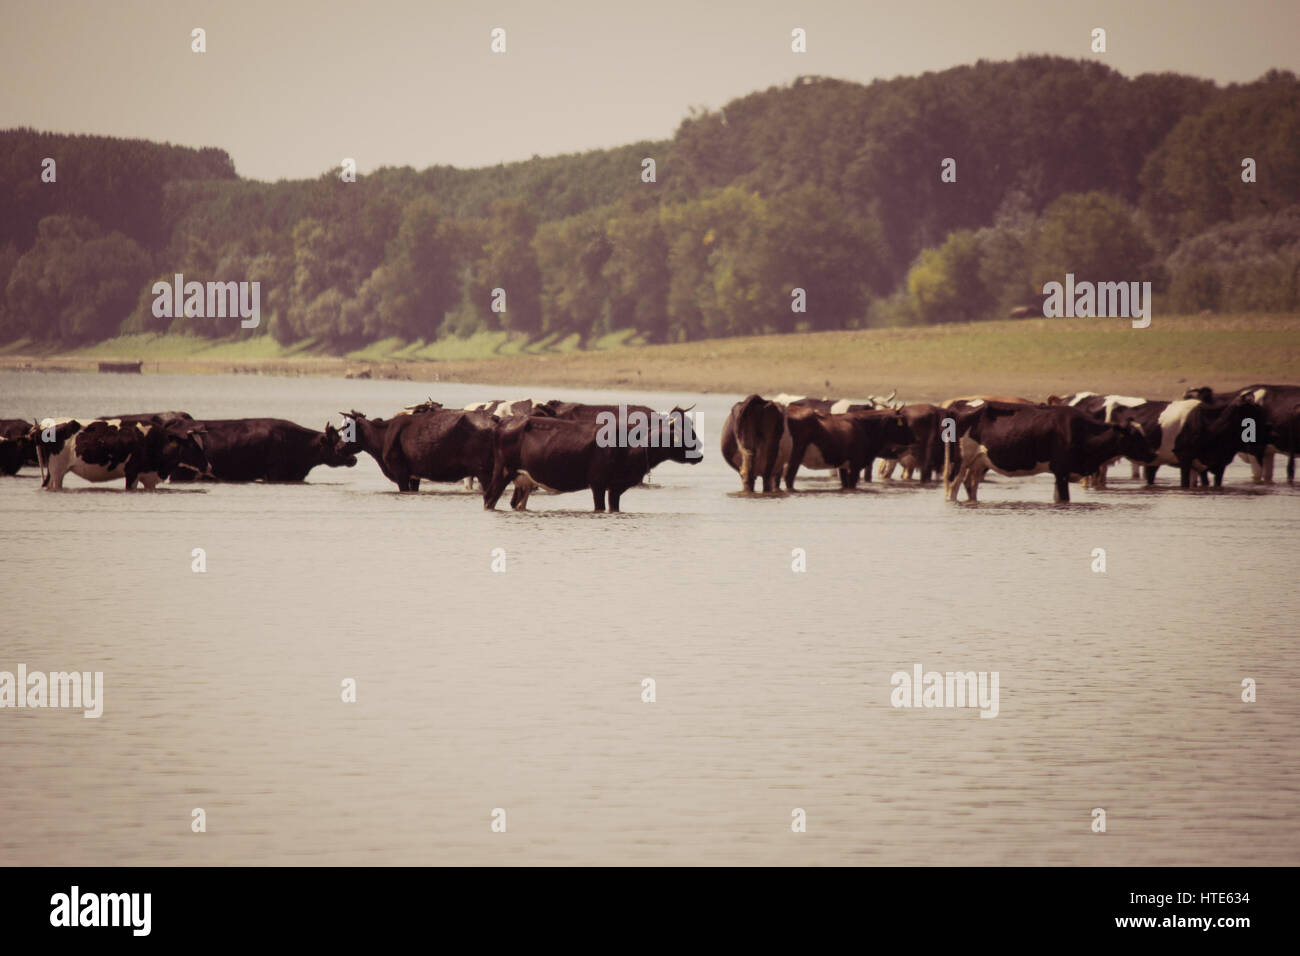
35;417;210;490
1118;396;1269;487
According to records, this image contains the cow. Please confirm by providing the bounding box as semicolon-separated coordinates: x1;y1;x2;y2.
342;408;495;492
1222;385;1300;482
875;404;948;482
1044;393;1147;486
167;419;356;483
785;406;915;489
35;417;210;490
0;419;37;475
483;411;700;512
943;402;1151;503
1117;396;1269;487
721;394;788;491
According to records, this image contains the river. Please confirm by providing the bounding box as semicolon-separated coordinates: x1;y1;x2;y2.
1;369;1296;865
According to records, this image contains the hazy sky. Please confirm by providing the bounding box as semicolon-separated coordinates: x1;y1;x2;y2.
3;0;1297;182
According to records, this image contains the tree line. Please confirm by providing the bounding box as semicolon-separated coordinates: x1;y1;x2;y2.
1;56;1297;348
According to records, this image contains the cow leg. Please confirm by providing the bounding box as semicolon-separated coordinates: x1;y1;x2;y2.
1289;454;1296;483
839;466;853;489
964;466;983;502
1263;450;1275;483
591;485;607;512
482;468;512;510
1213;469;1225;488
945;462;965;501
407;477;420;492
1144;465;1158;485
1179;466;1193;489
1054;473;1070;503
608;487;624;512
783;440;806;491
1130;461;1141;480
140;473;160;491
46;457;66;490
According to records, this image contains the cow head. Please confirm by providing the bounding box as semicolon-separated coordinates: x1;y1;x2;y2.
884;411;914;445
155;421;211;480
654;409;703;464
1183;386;1215;403
321;423;358;468
1112;420;1152;463
404;399;443;414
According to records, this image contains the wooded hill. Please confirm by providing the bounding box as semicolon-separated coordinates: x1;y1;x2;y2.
2;56;1297;348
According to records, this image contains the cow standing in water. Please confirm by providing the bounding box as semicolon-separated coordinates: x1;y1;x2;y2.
721;394;787;492
943;402;1151;503
1184;384;1300;483
484;410;700;512
1118;395;1269;488
0;419;37;475
784;406;915;489
167;419;355;482
35;417;210;490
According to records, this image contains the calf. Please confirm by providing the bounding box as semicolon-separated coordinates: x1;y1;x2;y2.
944;403;1150;503
36;417;209;490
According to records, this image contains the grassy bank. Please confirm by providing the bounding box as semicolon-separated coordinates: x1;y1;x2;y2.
2;314;1297;401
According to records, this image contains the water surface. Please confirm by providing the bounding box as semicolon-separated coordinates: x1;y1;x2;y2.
1;370;1296;865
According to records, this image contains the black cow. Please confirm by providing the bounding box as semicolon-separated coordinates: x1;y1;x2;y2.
944;403;1151;503
168;419;356;482
0;419;37;475
1226;385;1300;482
785;406;914;489
876;404;948;483
484;411;699;511
343;408;495;492
36;416;209;490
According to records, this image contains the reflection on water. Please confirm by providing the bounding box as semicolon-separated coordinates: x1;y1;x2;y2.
1;370;1297;865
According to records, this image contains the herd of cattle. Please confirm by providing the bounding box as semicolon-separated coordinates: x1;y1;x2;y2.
0;383;1296;508
726;385;1300;503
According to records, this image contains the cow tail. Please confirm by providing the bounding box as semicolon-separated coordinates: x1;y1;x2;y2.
946;429;956;502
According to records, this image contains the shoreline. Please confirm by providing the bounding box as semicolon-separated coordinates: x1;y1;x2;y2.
2;314;1298;401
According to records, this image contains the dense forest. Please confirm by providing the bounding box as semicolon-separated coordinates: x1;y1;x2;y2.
2;56;1298;349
